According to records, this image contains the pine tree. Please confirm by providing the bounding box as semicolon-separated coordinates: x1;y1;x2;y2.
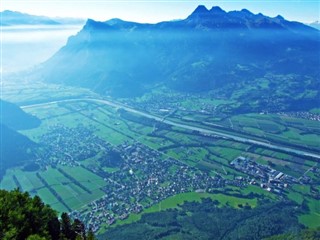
61;212;75;240
73;218;86;240
48;217;61;240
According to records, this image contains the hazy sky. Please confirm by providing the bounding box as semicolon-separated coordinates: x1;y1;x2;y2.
1;0;320;23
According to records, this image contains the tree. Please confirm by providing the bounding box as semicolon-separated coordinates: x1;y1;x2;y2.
0;189;58;240
48;217;61;240
61;212;75;240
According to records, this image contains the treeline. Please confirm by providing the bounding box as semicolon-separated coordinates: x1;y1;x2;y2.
266;228;320;240
102;198;310;240
0;189;95;240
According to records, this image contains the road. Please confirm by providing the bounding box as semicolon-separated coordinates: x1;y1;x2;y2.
21;98;320;160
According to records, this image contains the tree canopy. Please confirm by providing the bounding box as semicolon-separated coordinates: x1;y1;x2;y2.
0;189;95;240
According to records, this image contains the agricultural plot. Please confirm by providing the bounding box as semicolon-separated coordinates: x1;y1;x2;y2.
0;172;18;190
287;191;304;205
60;166;106;190
1;169;44;192
240;185;276;199
1;166;107;213
36;188;60;205
138;135;173;150
299;197;320;228
229;113;320;150
1;81;96;105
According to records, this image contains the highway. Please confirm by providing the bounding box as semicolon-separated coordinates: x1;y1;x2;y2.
21;98;320;160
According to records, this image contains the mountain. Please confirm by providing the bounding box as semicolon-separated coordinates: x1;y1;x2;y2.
0;10;84;26
34;6;320;111
0;100;40;178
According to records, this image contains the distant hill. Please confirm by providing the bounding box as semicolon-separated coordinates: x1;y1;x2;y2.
0;99;40;130
0;10;84;26
0;100;40;178
0;123;36;177
34;5;320;112
309;21;320;30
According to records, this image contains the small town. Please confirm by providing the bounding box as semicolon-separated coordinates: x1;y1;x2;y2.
70;142;227;232
32;124;318;233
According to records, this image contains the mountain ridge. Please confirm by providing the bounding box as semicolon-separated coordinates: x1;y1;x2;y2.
1;10;84;26
72;5;318;34
0;99;40;178
0;99;40;130
33;6;319;112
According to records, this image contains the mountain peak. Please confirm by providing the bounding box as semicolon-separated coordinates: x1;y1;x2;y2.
84;18;107;29
187;5;211;20
275;15;285;20
84;18;97;28
188;5;227;21
193;5;209;14
189;5;210;17
105;18;125;25
210;6;225;14
240;9;254;16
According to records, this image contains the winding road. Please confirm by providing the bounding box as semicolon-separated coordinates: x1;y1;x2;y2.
21;98;320;160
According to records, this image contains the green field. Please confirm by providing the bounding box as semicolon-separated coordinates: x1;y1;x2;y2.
299;198;320;228
229;114;320;150
0;166;107;213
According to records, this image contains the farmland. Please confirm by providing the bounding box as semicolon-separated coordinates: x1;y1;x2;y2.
1;166;106;213
124;88;320;153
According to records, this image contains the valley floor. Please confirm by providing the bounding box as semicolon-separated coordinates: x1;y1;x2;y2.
1;81;319;234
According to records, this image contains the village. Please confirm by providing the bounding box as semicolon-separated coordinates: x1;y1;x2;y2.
35;124;317;233
120;92;221;119
70;142;227;232
36;124;112;168
230;156;300;195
